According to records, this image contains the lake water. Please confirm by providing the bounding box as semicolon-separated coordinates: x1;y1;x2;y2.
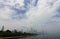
3;34;60;39
17;34;60;39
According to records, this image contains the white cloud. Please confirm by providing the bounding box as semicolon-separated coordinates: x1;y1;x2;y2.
0;0;24;7
0;7;13;19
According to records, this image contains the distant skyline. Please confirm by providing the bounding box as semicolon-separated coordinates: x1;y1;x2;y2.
0;0;60;34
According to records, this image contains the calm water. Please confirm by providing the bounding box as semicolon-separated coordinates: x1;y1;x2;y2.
17;34;60;39
8;34;60;39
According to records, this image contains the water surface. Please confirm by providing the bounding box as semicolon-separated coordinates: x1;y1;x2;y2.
18;34;60;39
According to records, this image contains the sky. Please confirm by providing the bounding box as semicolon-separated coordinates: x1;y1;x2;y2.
0;0;60;34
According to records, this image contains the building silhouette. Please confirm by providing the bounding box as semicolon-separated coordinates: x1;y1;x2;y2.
1;25;4;31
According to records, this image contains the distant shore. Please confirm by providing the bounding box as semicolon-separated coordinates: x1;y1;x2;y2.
0;26;37;38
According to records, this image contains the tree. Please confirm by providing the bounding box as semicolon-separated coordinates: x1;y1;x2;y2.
5;30;11;33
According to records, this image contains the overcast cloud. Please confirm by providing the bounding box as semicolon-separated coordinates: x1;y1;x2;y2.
0;0;60;34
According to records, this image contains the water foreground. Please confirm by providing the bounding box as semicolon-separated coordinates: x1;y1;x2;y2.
19;34;60;39
0;34;60;39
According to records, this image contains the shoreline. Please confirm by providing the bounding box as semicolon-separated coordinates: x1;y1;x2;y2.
0;35;34;39
0;36;25;39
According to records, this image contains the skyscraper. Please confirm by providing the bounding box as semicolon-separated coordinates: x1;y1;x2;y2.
1;25;4;31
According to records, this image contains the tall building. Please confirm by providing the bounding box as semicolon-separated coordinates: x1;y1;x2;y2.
1;25;4;31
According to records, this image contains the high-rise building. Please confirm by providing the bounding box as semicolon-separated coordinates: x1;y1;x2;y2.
1;25;4;31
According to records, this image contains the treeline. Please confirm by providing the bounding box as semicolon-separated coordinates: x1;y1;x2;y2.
0;29;36;37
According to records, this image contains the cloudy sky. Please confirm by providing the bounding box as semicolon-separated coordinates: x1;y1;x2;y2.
0;0;60;33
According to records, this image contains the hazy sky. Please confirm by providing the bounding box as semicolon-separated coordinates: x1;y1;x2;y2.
0;0;60;33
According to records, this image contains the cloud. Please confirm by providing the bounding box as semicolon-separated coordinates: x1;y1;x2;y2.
0;0;60;34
